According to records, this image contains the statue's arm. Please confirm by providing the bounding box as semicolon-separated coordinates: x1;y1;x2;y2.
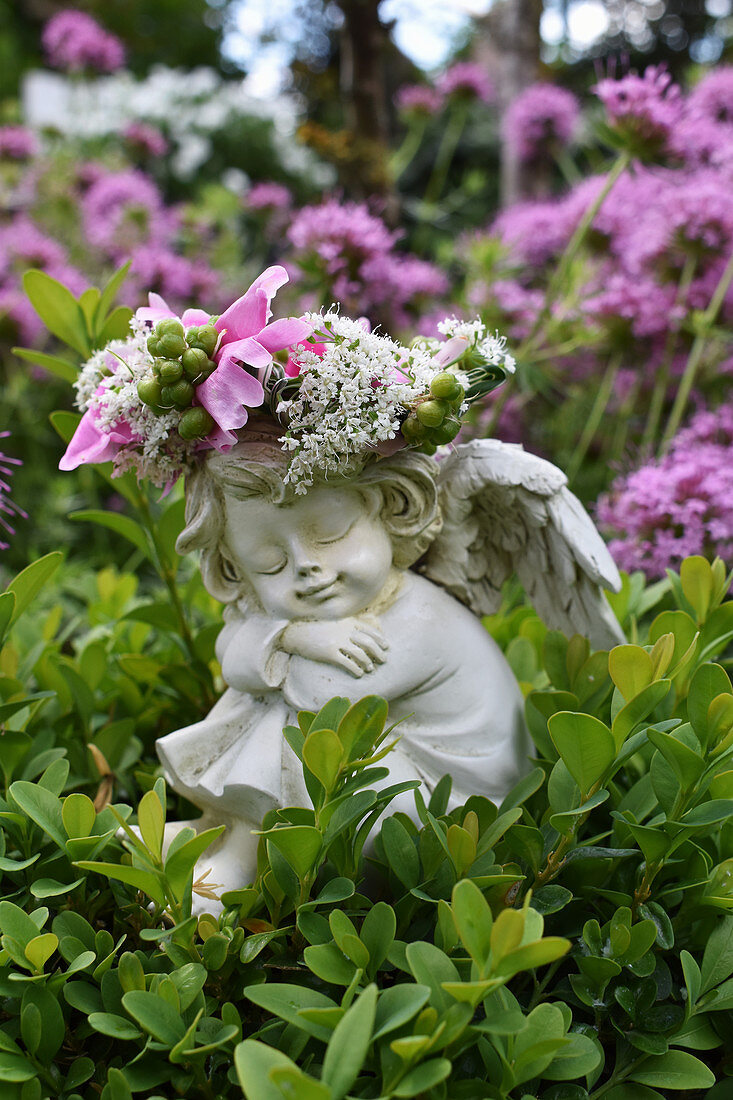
218;613;291;692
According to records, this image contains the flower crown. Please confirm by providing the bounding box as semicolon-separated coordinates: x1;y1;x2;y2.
60;266;515;492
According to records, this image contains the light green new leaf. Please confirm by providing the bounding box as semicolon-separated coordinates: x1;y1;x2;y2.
137;790;165;860
24;933;58;971
303;728;344;793
269;1067;332;1100
6;553;63;627
235;1040;304;1100
264;825;322;880
609;646;653;701
611;680;671;748
164;826;225;898
62;793;96;840
121;990;186;1046
548;712;616;795
74;861;166;907
647;729;705;790
9;781;66;849
12;346;78;383
70;510;151;559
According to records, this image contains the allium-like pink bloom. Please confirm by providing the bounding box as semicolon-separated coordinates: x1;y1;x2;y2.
0;126;38;161
0;434;26;550
123;122;168;158
583;271;679;339
288;199;398;261
42;10;125;74
0;218;86;342
395;84;444;116
598;405;733;579
436;62;495;104
594;65;683;156
503;84;580;163
82;170;173;258
688;66;733;126
247;182;292;211
128;245;220;310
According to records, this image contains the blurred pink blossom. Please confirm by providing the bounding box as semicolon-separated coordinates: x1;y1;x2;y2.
43;10;125;73
436;62;495;104
503;84;580;163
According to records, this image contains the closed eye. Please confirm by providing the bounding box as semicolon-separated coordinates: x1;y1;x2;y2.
316;518;358;545
252;559;287;575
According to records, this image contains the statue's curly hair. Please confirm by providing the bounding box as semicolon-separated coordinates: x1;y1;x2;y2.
177;441;443;604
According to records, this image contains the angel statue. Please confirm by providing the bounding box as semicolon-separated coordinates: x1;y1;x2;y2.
56;267;623;903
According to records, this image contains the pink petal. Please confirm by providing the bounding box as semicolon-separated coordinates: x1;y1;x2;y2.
215;265;289;344
257;316;314;354
216;337;273;372
432;336;469;368
135;292;175;325
286;340;326;377
196;359;265;433
182;308;211;326
195;422;239;452
216;288;268;346
59;409;122;471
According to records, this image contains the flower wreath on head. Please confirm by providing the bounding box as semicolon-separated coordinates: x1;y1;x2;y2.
60;265;516;491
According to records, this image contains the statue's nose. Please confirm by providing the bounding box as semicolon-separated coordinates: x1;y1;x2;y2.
296;560;321;578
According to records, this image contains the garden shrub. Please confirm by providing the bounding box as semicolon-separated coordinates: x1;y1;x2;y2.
0;550;732;1098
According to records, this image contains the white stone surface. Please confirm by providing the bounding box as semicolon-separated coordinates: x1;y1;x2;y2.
157;438;622;906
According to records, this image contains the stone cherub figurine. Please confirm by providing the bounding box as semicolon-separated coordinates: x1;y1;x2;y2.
57;267;623;902
156;433;622;897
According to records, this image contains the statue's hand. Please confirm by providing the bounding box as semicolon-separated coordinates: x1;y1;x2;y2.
281;617;388;677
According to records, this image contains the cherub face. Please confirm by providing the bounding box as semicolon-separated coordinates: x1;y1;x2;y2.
223;485;394;620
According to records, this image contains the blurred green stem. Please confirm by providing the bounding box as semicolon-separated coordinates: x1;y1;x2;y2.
423;101;469;208
641;253;697;452
390;118;427;183
660;249;733;452
566;351;622;485
523;151;630;354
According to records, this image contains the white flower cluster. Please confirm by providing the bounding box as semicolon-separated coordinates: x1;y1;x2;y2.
438;316;516;373
75;318;189;486
279;312;447;492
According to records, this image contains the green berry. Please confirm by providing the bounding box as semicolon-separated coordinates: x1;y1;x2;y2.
181;346;210;380
430;415;461;444
420;442;438;456
146;334;162;357
178;407;215;440
137;378;163;407
156;318;185;339
430;372;462;401
159;359;183;384
167;380;195;408
186;326;200;345
195;325;218;356
400;413;423;443
416;399;447;428
158;332;187;358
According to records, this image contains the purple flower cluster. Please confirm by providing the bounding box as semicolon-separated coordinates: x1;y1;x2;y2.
598;405;733;579
0;126;38;161
0;218;85;343
81;169;174;259
42;10;125;74
436;63;495;104
594;65;683;156
503;84;581;163
247;182;292;211
126;245;221;311
395;84;444;117
123;122;168;158
287;198;447;328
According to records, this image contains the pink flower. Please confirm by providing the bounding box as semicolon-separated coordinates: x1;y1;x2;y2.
395;85;444;116
593;65;683;157
436;63;495;104
0;126;38;161
42;10;125;74
123;122;168;158
59;405;137;472
503;84;581;163
247;182;292;211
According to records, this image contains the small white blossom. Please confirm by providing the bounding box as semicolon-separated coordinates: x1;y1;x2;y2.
438;315;516;373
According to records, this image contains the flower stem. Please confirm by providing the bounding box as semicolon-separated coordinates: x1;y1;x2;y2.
566;350;621;485
423;101;469;208
390;117;428;182
660;249;733;452
641;253;697;452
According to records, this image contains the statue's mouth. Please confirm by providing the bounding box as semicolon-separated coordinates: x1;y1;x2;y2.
296;578;338;601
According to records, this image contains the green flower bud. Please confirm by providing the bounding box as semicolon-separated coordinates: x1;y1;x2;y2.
146;334;162;357
430;372;462;401
430;415;461;444
137;378;163;407
420;442;438;456
197;324;218;356
158;359;183;384
158;332;187;359
186;326;200;345
166;380;195;408
416;399;447;428
181;346;209;380
178;406;215;440
155;318;185;339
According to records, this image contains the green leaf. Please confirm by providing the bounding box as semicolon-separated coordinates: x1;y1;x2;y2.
164;826;225;897
88;1012;142;1040
549;712;616;795
542;1032;602;1080
336;696;388;759
304;943;357;987
373;984;430;1040
688;664;731;747
647;729;705;790
322;984;377;1099
137;790;165;860
609;646;653;701
9;781;66;849
243;985;336;1043
98;305;133;343
70;511;151;559
24;933;57;971
495;937;570;979
405;941;460;1013
21;985;65;1062
611;680;671;748
0;1053;36;1082
381;817;420;889
235;1040;302;1100
6;553;63;626
700;915;733;992
303;728;344;794
393;1058;452;1097
74;861;166;907
269;1067;332;1100
264;825;322;880
360;901;396;974
23;270;90;356
12;346;78;383
121;990;186;1046
629;1050;715;1089
62;793;96;840
97;262;131;328
451;879;493;970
